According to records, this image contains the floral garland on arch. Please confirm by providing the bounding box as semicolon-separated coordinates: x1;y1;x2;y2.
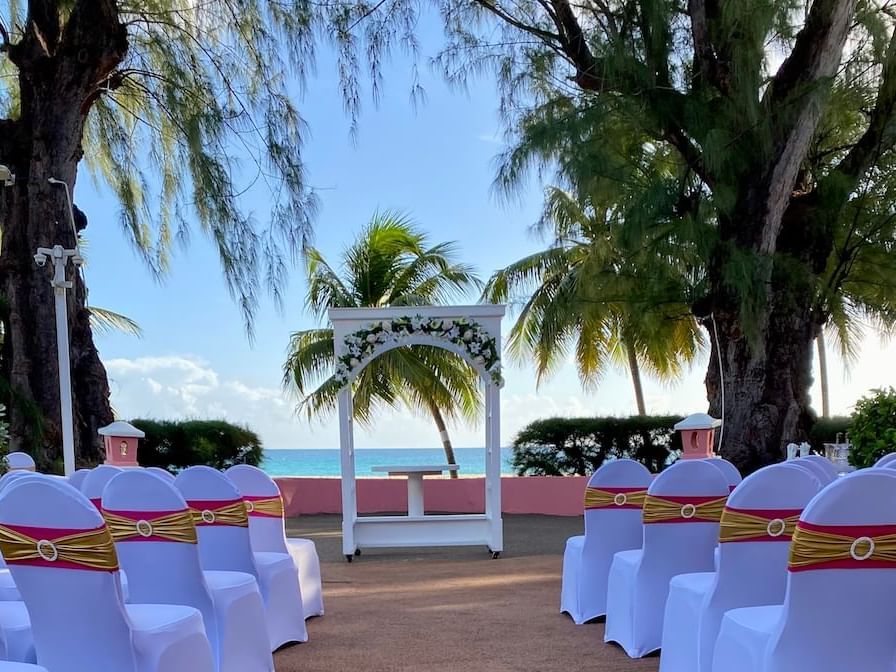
334;316;503;386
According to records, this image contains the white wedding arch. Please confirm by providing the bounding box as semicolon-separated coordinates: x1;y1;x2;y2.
331;304;505;560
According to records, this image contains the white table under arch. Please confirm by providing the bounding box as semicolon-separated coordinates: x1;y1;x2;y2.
331;305;505;560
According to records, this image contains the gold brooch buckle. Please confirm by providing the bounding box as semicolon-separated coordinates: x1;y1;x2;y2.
136;520;153;538
201;510;216;524
36;539;58;562
767;519;786;537
245;501;255;513
680;504;697;519
613;493;627;506
850;536;875;561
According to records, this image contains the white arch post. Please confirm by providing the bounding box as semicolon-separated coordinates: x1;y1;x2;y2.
331;305;505;560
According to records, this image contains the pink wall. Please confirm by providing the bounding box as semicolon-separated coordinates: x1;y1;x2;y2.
275;476;588;517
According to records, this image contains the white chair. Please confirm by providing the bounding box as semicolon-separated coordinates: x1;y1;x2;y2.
703;457;742;492
147;467;176;482
67;469;91;491
560;459;652;624
799;454;838;482
0;474;57;603
174;466;307;649
0;477;214;672
790;456;835;486
873;452;896;468
604;459;728;658
225;464;323;619
658;463;821;672
103;470;273;672
712;469;896;672
2;455;34;473
0;664;47;671
80;465;124;507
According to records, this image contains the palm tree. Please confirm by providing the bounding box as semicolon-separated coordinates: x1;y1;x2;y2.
283;212;481;477
483;188;703;415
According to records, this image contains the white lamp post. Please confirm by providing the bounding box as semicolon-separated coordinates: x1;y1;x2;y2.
33;178;83;476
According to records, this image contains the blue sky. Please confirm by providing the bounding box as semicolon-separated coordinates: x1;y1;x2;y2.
73;22;894;451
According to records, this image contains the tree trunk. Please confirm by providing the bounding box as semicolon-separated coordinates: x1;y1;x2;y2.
626;345;646;416
817;329;830;418
428;403;458;479
0;8;126;470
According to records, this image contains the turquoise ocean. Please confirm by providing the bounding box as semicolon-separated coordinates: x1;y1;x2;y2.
261;448;516;477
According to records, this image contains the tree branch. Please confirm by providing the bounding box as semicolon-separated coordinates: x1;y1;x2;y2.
0;17;10;52
827;23;896;187
686;0;728;93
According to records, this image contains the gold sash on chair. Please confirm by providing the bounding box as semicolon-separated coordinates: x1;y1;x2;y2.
642;494;727;524
719;507;802;543
789;522;896;572
583;487;648;510
243;495;284;518
103;509;198;544
0;523;119;571
186;499;249;527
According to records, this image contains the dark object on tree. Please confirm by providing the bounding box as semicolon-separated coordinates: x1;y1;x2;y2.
847;389;896;469
130;419;263;473
511;416;683;476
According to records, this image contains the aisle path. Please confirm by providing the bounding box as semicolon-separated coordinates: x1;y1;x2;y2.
274;515;658;672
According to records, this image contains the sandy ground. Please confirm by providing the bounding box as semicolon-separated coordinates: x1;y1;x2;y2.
273;515;658;672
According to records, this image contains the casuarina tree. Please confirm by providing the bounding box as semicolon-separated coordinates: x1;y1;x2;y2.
0;0;402;468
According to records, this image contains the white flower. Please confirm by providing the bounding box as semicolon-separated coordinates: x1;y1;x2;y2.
381;321;393;333
474;355;486;365
463;330;474;342
349;357;360;368
469;342;481;354
376;331;388;342
366;333;377;344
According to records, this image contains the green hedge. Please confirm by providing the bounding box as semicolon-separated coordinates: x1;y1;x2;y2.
511;416;683;476
130;419;263;472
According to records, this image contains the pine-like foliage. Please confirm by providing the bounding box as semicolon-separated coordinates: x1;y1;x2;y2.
0;0;419;328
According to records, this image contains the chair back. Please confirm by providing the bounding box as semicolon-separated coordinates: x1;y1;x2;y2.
174;466;257;576
0;471;43;494
582;459;652;547
766;470;896;672
703;457;742;491
81;466;124;508
0;478;136;672
640;460;728;572
102;470;219;652
799;455;838;482
4;452;35;472
874;452;896;468
225;465;289;553
147;467;176;483
67;469;91;491
792;456;836;485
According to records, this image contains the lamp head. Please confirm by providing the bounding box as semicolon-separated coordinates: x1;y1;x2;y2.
33;252;47;268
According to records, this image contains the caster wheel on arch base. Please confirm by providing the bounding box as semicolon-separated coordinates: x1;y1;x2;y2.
354;549;362;557
345;554;353;563
488;548;501;559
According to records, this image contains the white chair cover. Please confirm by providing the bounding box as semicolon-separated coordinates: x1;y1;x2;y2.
174;466;307;649
67;469;91;491
147;467;176;482
2;454;34;473
0;664;48;671
225;464;323;619
799;454;838;482
604;459;728;658
658;463;821;672
0;477;214;672
703;458;742;491
873;452;896;468
560;459;652;624
103;470;273;672
80;465;124;507
713;469;896;672
789;457;835;486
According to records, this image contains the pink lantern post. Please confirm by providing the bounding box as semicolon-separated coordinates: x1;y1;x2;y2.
99;421;145;468
674;413;722;460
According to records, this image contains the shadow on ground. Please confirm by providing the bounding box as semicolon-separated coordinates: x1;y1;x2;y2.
274;514;658;672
